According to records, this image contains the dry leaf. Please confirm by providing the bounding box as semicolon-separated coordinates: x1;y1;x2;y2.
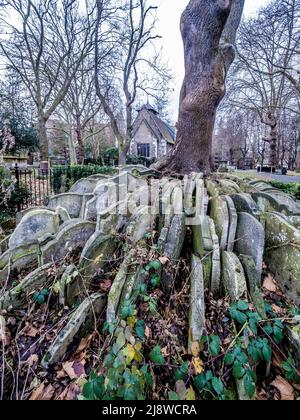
30;382;55;400
161;346;169;357
27;354;39;367
271;376;294;401
263;275;277;292
145;326;151;339
185;386;196;400
271;304;285;315
191;341;200;357
192;357;204;374
100;279;112;292
0;316;11;347
55;383;81;400
159;256;169;265
62;360;85;380
75;334;93;355
24;325;39;338
175;380;187;400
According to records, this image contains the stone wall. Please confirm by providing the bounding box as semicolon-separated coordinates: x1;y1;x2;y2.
130;120;158;158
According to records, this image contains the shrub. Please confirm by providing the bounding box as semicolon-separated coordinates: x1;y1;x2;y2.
0;165;31;230
51;165;115;194
269;180;300;200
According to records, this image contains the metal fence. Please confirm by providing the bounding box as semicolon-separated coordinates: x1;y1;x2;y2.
11;164;53;211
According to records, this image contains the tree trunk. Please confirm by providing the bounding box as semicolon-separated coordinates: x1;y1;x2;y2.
119;139;130;166
76;116;84;165
153;0;245;174
38;116;49;161
263;113;278;169
68;127;77;165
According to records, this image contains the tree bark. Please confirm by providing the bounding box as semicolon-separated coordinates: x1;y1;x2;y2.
153;0;244;174
262;113;278;169
38;116;49;161
75;115;85;165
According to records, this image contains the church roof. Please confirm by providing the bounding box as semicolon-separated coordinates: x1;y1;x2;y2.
133;104;175;145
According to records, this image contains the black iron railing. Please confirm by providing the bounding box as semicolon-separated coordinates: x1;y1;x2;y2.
12;164;53;211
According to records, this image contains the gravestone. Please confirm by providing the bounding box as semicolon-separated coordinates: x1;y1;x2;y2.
235;212;265;275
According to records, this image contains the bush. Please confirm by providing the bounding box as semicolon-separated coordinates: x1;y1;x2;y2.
0;166;31;230
51;165;115;194
269;181;300;201
126;154;153;167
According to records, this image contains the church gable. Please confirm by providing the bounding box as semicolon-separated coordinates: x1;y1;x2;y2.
130;104;175;159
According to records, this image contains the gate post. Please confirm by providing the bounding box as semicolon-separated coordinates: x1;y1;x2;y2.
14;163;21;212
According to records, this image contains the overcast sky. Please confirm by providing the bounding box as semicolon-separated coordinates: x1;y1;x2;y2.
157;0;270;119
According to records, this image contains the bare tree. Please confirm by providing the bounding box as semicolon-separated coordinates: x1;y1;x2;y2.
154;0;245;174
58;60;101;164
95;0;172;165
0;0;95;161
225;0;300;168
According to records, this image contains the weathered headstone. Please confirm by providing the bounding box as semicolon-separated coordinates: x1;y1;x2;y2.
188;255;205;353
231;193;259;219
48;193;88;219
79;233;118;284
42;293;106;367
235;212;265;275
222;195;238;252
239;254;266;319
41;221;96;264
222;251;247;300
9;207;69;250
209;218;221;296
209;196;229;250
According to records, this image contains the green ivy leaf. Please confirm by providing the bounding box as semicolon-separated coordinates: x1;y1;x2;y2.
121;300;135;320
148;260;161;271
175;361;189;381
135;320;145;338
262;341;272;362
194;373;207;391
37;294;45;305
230;308;247;325
210;335;221;357
237;301;249;311
211;377;224;395
150;345;165;365
116;331;126;351
233;362;245;379
151;275;161;288
244;371;256;398
224;352;235;366
168;391;180;400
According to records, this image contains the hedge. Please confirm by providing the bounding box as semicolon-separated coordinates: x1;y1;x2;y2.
269;180;300;201
51;165;116;194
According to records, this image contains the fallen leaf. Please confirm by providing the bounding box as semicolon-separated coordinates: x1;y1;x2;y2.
185;386;196;400
192;357;204;374
56;369;68;379
62;361;85;380
159;256;169;265
30;382;55;400
175;380;187;400
263;275;277;292
27;354;39;367
271;304;285;315
100;279;112;292
0;316;11;347
55;383;81;400
23;325;39;338
145;326;151;339
271;376;294;401
191;341;200;357
161;346;169;357
75;334;93;355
